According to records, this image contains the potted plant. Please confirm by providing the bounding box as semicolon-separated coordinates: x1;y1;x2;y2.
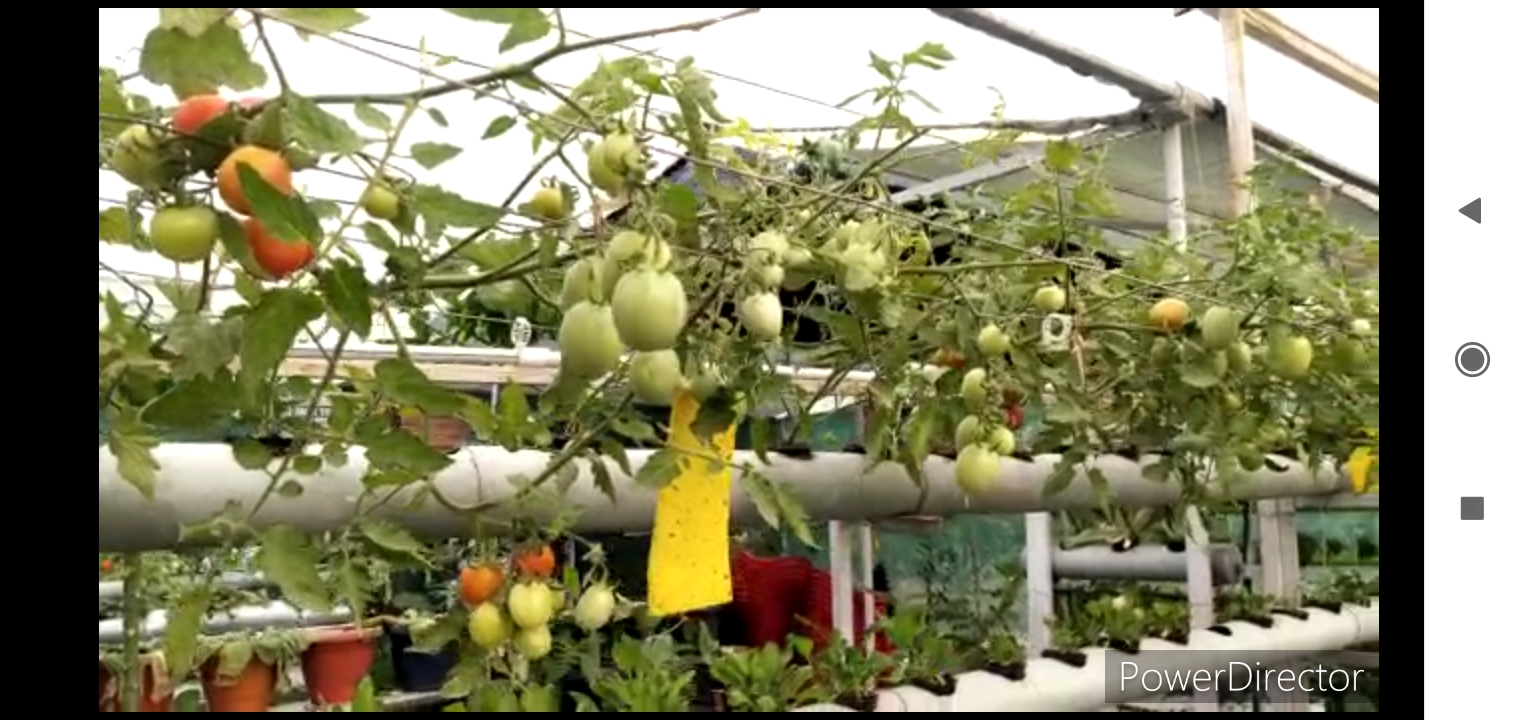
386;601;460;693
1086;594;1147;654
1146;597;1191;644
197;630;307;712
979;629;1027;681
99;648;175;712
1043;612;1098;668
1214;588;1275;629
301;624;382;706
879;610;959;698
586;635;695;711
810;633;892;711
704;636;826;711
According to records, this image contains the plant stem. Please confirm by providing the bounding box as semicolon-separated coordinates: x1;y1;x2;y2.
297;9;760;106
119;552;146;713
425;135;580;271
252;14;292;94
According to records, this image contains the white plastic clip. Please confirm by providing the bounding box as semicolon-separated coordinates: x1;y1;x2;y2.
509;316;533;352
1039;313;1073;352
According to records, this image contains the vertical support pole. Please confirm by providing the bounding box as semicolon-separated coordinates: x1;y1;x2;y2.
1256;498;1305;710
1164;121;1217;712
1218;7;1257;218
828;520;856;646
1183;507;1219;711
858;523;876;631
1025;513;1055;653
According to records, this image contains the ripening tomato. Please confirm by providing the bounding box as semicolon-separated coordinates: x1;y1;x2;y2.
242;218;314;279
930;347;966;370
459;563;506;607
514;545;556;579
100;558;114;572
171;95;231;135
217;145;294;215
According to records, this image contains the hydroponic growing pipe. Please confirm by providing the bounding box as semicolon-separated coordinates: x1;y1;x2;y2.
789;600;1378;712
98;572;266;600
1045;544;1245;584
99;601;352;643
99;444;1348;551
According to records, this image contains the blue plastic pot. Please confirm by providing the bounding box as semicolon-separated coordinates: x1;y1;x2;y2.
387;625;458;693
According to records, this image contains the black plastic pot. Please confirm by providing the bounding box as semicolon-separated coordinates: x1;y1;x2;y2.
1041;649;1088;668
1270;608;1311;621
984;661;1026;681
836;692;878;712
387;625;459;693
903;673;958;697
1242;614;1275;629
1106;639;1142;655
1207;625;1234;637
1304;600;1343;614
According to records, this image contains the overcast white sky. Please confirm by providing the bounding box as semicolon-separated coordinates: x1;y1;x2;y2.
99;8;1378;323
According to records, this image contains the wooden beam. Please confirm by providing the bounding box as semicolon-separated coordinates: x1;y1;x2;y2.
1187;8;1378;103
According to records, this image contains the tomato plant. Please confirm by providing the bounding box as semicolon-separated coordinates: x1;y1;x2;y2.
98;6;1377;712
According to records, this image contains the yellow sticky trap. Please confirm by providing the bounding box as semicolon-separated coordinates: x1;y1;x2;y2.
1347;446;1376;494
647;391;736;617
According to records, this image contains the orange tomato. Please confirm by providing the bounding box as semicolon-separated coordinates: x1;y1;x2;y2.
458;563;505;607
930;347;966;370
514;546;556;579
171;95;230;135
242;218;314;279
100;558;114;572
217;146;294;215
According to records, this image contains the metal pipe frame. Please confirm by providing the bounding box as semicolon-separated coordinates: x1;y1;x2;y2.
100;444;1349;552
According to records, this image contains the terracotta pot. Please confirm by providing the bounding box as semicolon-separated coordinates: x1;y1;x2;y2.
200;657;277;712
100;660;174;712
398;413;471;452
300;626;378;706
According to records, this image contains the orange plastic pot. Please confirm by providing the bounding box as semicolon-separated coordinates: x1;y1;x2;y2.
200;658;277;712
300;626;378;706
99;661;174;712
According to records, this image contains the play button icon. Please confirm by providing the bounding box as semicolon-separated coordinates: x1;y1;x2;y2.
1459;198;1481;224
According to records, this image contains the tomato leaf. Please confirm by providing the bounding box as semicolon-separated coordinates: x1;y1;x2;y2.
317;259;374;338
163;586;211;676
363;429;453;476
237;163;324;243
411;142;464;169
357;517;430;562
140;21;267;96
352;100;393;132
107;414;161;500
239;288;324;379
283;94;365;155
256;525;333;611
375;358;464;415
264;8;370;35
634;448;682;489
231;438;274;470
443;6;553;51
99;207;134;244
412;185;504;228
482;115;517;140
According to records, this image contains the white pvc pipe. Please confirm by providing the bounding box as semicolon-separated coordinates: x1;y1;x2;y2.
99;572;266;600
790;601;1378;712
99;445;1348;552
1045;544;1244;585
99;601;353;643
